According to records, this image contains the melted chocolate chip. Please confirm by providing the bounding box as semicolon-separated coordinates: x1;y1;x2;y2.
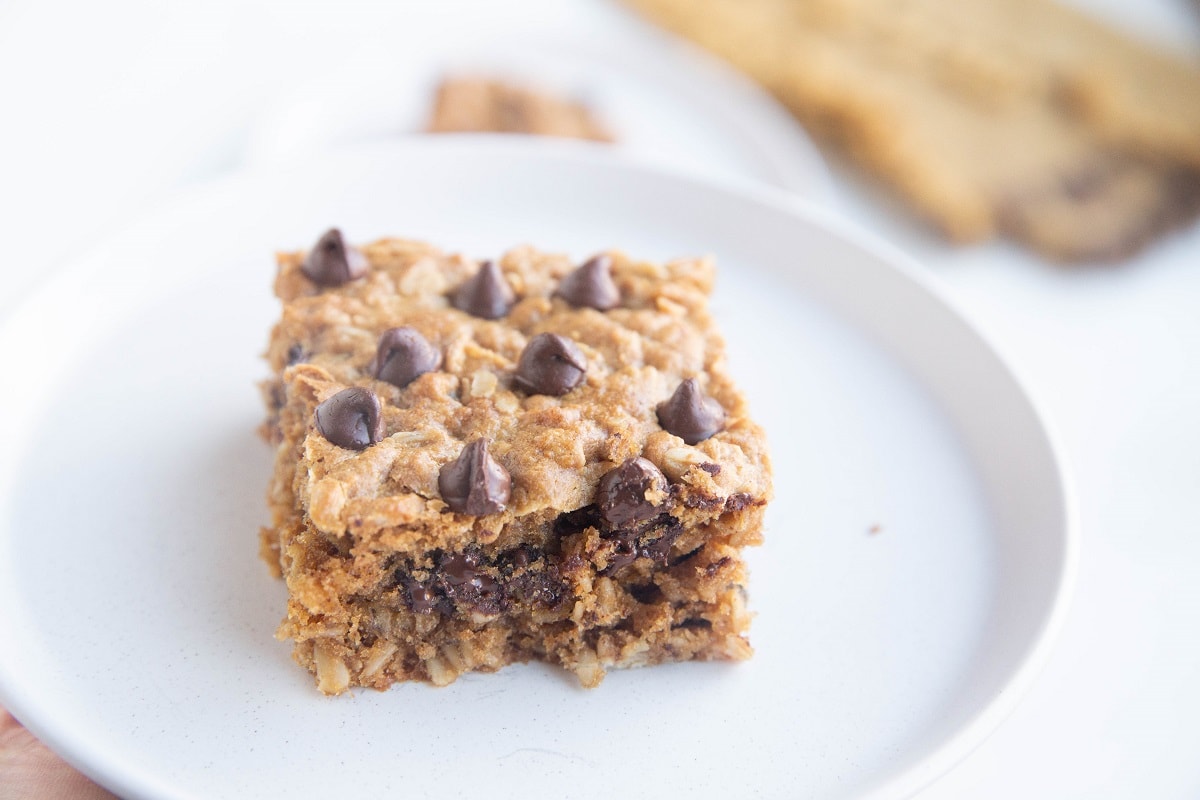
555;254;620;310
502;545;538;572
656;378;726;444
438;439;511;515
670;544;705;567
514;333;587;396
440;551;480;584
450;260;515;320
628;583;662;604
437;550;503;615
596;457;668;530
403;577;439;614
373;327;441;388
554;505;601;537
314;387;384;450
302;228;368;287
640;522;682;565
604;533;639;575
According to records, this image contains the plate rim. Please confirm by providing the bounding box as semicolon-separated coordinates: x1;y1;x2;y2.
0;138;1078;800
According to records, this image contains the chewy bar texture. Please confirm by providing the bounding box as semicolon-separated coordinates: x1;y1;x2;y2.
260;230;771;693
624;0;1200;262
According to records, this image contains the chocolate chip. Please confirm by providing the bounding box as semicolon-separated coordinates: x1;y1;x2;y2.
267;382;286;413
314;387;384;450
438;439;511;515
603;532;639;575
725;493;757;512
670;544;704;567
403;577;439;614
640;522;681;565
438;551;503;614
440;551;481;585
514;333;587;396
682;493;723;511
502;545;538;571
301;228;368;287
656;378;726;444
450;260;515;319
673;618;713;630
285;343;307;365
372;327;441;388
628;583;662;604
555;254;619;310
554;505;601;537
596;457;668;529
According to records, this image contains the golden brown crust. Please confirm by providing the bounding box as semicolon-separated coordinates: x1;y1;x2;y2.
261;238;770;692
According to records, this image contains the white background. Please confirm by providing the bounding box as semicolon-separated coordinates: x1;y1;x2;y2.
1;1;1198;797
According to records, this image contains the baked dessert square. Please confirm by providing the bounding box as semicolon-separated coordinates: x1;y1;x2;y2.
259;230;771;692
426;76;613;142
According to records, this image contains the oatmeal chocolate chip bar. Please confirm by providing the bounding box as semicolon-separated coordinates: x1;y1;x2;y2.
259;230;771;693
624;0;1200;262
426;76;613;142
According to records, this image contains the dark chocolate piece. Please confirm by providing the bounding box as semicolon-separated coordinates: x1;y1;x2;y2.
438;439;511;515
285;343;307;365
554;505;601;537
301;228;368;287
514;333;587;396
450;260;515;320
503;546;534;571
403;577;440;614
438;551;502;615
604;533;639;575
555;254;619;310
656;378;726;444
441;551;481;585
314;387;384;450
596;457;668;529
725;493;757;512
373;327;442;388
640;522;682;565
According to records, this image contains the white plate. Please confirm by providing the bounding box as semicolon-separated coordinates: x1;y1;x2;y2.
0;139;1074;800
242;30;834;199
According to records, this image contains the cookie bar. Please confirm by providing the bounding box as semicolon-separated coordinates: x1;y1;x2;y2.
624;0;1200;262
259;230;770;692
426;76;613;141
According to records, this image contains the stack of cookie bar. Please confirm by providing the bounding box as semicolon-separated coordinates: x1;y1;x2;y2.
260;230;771;693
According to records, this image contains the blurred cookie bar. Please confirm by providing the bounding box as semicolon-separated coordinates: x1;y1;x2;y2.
427;77;613;141
625;0;1200;262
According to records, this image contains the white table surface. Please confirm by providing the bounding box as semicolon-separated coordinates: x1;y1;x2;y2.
1;1;1198;797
